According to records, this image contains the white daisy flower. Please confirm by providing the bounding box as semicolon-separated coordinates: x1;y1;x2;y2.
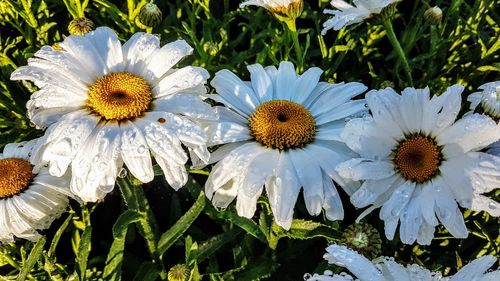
468;81;500;121
203;61;368;229
0;140;72;242
336;85;500;244
11;27;215;202
322;0;399;34
240;0;303;23
240;0;301;11
466;82;500;216
305;244;500;281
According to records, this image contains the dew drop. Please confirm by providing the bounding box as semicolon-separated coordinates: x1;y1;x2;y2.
118;168;128;178
303;273;312;280
137;145;146;154
488;202;497;210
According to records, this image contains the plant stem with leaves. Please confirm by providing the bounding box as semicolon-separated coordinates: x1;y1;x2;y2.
381;18;414;86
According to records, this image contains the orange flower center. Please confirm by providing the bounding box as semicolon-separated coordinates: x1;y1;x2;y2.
248;100;316;150
393;135;443;183
0;158;34;198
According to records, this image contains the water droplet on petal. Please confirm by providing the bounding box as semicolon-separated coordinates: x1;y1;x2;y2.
303;273;312;280
137;145;146;154
118;168;128;178
488;202;497;210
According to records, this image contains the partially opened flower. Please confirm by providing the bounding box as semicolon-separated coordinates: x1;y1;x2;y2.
306;244;500;281
240;0;303;28
11;27;214;202
336;86;500;244
0;140;72;242
203;61;368;229
322;0;399;34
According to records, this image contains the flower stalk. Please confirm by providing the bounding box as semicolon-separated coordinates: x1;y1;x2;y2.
381;18;413;86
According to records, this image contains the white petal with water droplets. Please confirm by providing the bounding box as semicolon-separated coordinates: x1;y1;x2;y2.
120;121;154;183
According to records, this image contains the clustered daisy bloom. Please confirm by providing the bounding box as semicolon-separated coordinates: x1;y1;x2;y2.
336;86;500;244
305;244;500;281
322;0;399;34
0;140;72;242
203;61;368;229
11;27;214;202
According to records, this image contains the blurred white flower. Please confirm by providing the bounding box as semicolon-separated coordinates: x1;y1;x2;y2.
0;140;72;242
305;244;500;281
240;0;303;25
322;0;399;34
203;61;368;229
11;27;215;202
336;86;500;244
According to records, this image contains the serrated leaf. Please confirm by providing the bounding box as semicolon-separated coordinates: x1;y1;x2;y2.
132;261;162;281
195;228;242;263
157;191;206;255
16;237;46;281
103;210;143;281
75;226;92;281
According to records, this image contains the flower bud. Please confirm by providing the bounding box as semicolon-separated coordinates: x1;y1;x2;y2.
341;222;382;259
168;264;189;281
138;2;163;27
68;17;94;36
424;6;443;25
203;42;219;56
240;0;303;30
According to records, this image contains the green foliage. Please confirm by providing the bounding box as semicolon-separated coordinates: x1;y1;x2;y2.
0;0;499;280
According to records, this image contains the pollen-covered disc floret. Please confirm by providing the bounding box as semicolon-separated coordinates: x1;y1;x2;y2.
0;158;33;198
0;140;72;242
87;72;152;121
204;61;368;230
393;134;442;183
336;86;500;245
249;100;316;150
305;244;500;281
11;27;213;202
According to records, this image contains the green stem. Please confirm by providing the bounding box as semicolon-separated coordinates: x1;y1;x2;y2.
117;178;160;260
381;18;414;86
285;20;304;72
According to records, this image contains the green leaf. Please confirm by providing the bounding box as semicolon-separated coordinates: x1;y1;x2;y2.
224;256;278;281
48;212;74;258
132;261;162;281
195;229;242;263
16;236;46;281
117;177;160;259
269;219;340;249
157;191;206;255
75;226;92;281
103;210;143;281
477;64;500;72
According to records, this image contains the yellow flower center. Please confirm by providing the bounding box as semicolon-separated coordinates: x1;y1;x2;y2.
86;72;152;121
393;135;443;183
248;100;316;150
0;158;34;199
